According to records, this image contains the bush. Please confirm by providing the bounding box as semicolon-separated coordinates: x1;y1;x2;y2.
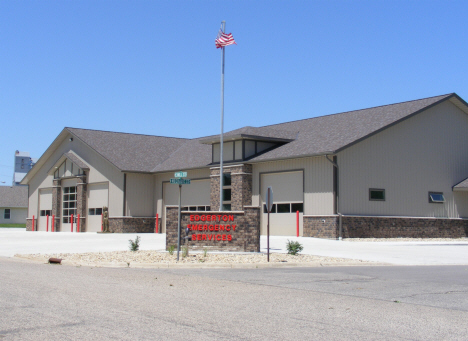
128;236;140;252
286;240;303;255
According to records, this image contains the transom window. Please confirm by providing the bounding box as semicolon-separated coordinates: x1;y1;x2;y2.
212;140;282;163
88;208;103;216
63;186;77;223
40;210;52;217
222;173;231;211
263;202;303;214
54;159;84;179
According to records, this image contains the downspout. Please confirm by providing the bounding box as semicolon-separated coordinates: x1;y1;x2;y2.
326;155;342;240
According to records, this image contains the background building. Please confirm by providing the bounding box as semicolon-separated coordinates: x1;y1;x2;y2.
0;186;28;225
13;151;37;186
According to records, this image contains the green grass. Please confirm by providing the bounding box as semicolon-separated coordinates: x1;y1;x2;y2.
0;223;26;228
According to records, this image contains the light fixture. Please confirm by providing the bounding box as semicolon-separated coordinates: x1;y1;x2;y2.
69;138;73;142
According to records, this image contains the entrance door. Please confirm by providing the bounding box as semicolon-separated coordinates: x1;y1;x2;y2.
38;188;52;231
87;183;109;232
260;171;304;236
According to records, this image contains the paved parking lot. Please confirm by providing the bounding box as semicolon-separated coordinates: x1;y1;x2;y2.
1;228;468;265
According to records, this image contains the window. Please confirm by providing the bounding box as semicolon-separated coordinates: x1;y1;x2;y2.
291;203;304;213
263;203;303;214
62;186;77;223
40;210;52;217
222;173;232;210
429;192;445;203
277;203;291;213
369;189;385;201
263;204;277;213
4;209;10;219
54;159;84;179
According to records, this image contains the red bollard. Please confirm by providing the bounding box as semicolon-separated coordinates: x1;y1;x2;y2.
71;214;74;232
32;215;35;232
155;213;159;233
46;215;49;232
296;210;299;237
52;215;55;232
77;214;80;233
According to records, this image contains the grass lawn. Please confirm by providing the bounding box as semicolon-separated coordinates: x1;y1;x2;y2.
0;223;26;228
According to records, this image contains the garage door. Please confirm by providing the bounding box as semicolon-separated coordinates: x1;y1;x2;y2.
87;183;109;232
163;179;210;232
38;188;52;231
260;171;303;236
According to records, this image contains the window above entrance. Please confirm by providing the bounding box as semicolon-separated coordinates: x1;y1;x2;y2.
54;159;85;179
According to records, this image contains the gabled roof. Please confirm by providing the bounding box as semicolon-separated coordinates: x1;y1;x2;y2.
66;128;188;173
21;93;468;182
453;177;468;191
0;186;28;207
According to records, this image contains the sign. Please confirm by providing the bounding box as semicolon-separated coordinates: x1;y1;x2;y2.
266;187;273;212
170;178;191;184
174;171;187;178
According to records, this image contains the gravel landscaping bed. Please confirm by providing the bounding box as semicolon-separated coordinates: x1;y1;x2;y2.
15;250;372;266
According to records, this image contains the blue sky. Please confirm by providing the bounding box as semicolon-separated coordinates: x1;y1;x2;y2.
1;0;467;185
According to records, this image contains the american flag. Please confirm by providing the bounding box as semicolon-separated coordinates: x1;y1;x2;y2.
215;29;236;48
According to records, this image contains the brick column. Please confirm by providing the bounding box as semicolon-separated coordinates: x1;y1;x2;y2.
210;164;253;211
52;179;62;232
76;176;87;232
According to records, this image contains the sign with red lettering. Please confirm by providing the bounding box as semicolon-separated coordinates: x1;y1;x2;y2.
188;214;236;242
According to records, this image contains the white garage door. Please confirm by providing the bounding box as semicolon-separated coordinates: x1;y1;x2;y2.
38;188;52;231
163;179;210;232
260;171;304;236
87;183;109;232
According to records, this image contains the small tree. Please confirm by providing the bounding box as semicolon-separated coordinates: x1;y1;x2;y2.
128;236;140;252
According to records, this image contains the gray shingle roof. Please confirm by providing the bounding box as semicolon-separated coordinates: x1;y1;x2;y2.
0;186;28;207
67;128;188;172
454;177;468;189
65;93;458;174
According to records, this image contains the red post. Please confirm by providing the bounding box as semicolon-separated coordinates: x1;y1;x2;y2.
71;214;74;232
77;214;80;233
32;215;35;232
101;214;103;232
155;213;159;233
52;215;55;232
296;210;300;237
46;215;49;232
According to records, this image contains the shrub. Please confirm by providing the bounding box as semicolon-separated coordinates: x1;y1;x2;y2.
128;236;140;252
286;240;303;255
182;246;188;258
168;245;176;255
203;248;208;258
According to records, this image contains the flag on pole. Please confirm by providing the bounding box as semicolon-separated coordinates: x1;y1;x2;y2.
215;29;236;48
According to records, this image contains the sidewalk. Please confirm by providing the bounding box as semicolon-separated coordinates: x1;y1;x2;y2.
1;229;468;265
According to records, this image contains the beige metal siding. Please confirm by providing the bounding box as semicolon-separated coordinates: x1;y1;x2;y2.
27;133;124;219
125;173;154;216
252;156;334;215
0;208;27;225
338;101;468;218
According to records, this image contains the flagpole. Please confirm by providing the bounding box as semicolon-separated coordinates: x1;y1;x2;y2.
219;20;226;211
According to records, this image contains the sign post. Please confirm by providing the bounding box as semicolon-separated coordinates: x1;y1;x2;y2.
171;171;190;261
266;187;273;262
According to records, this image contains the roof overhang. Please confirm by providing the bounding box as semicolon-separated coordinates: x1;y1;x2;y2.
453;176;468;192
199;134;294;145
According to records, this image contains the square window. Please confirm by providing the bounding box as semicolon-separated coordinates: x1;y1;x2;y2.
429;192;445;203
223;188;232;201
263;204;277;213
40;210;46;217
277;203;291;213
95;208;103;215
64;187;69;194
197;206;206;211
63;217;69;223
89;208;95;215
223;173;231;186
291;203;304;213
205;206;211;212
369;189;385;201
189;206;197;211
222;204;231;211
64;194;69;201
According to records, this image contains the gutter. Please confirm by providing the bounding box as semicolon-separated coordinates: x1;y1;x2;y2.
326;154;342;240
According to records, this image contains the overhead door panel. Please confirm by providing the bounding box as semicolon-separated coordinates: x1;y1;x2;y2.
87;183;109;232
260;171;303;236
38;189;52;231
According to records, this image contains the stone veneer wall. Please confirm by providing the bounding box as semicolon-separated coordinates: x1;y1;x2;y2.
304;215;468;239
303;216;339;239
342;216;468;238
52;179;62;232
26;218;33;231
108;217;156;233
210;164;252;211
166;206;260;252
76;177;87;232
